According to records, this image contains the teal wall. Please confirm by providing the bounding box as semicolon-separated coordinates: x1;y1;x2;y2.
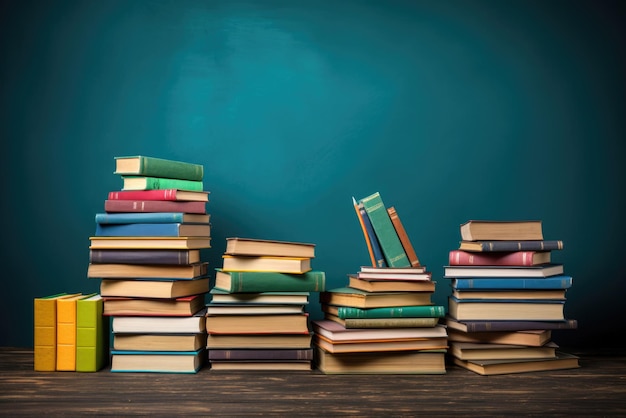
1;0;624;348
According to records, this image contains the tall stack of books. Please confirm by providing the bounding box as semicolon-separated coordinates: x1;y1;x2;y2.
444;220;580;375
205;237;325;371
311;192;447;374
88;155;211;373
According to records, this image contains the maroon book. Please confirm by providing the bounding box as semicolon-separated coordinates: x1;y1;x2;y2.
107;189;209;202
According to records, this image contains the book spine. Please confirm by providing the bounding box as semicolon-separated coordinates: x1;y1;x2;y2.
226;271;326;292
360;192;410;268
95;212;185;224
387;206;421;267
343;317;438;328
34;298;58;371
360;204;387;267
466;240;564;252
208;349;313;361
337;305;445;319
104;200;207;214
122;176;203;191
90;249;193;265
76;297;108;372
352;197;377;267
56;299;80;371
95;223;181;237
108;190;180;201
449;250;541;266
116;156;203;181
452;276;573;290
461;319;578;332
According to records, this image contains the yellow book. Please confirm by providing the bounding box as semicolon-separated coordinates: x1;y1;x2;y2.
56;293;93;371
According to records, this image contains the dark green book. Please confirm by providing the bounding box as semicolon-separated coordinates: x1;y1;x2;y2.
114;155;204;181
214;269;325;293
359;192;411;268
324;304;446;319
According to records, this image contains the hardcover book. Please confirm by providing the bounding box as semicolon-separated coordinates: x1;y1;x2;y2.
352;197;386;267
448;297;566;321
348;275;435;293
104;199;207;214
205;313;310;334
108;189;209;202
387;206;421;267
88;262;209;279
208;289;310;305
89;236;212;250
206;333;313;349
460;220;544;241
76;294;109;372
89;249;201;265
110;349;204;373
214;269;325;293
453;352;579;375
448;341;559;361
114;155;204;181
95;212;210;224
208;360;312;371
450;275;573;290
322;304;446;319
320;287;432;308
95;222;211;237
205;303;305;315
207;348;313;361
111;309;207;333
121;176;203;192
225;237;315;258
113;333;206;352
314;332;447;353
100;277;210;299
446;327;552;347
57;294;94;371
312;320;447;342
448;250;551;266
356;266;430;281
443;264;564;278
103;294;205;316
444;315;578;332
459;240;564;252
359;192;411;267
221;255;311;274
34;293;80;371
324;314;439;329
451;288;567;300
315;347;446;374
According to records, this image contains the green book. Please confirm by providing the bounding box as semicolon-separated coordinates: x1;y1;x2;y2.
76;294;109;372
359;192;411;267
114;155;203;181
121;176;203;191
334;304;446;319
214;269;325;293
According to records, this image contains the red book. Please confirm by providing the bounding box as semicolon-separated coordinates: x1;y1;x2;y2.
104;200;207;214
107;189;209;202
448;250;551;267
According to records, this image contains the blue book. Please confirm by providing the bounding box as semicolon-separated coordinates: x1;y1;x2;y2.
95;223;211;237
95;212;210;224
358;201;386;268
110;349;204;373
451;275;573;290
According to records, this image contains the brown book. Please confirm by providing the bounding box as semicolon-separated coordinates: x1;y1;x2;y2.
453;352;580;375
113;333;206;351
101;277;210;299
387;207;421;267
89;236;212;250
320;287;432;308
103;295;205;316
348;275;435;293
324;313;439;329
205;313;310;334
446;328;552;347
460;220;544;241
88;262;208;279
104;199;207;214
315;347;446;374
225;237;315;258
209;361;311;371
449;341;559;361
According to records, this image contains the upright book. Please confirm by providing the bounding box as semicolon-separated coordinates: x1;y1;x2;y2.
460;220;544;241
114;155;203;181
387;206;421;267
76;294;109;372
57;293;94;371
214;269;325;293
352;197;385;268
224;237;315;258
33;293;80;371
358;192;411;267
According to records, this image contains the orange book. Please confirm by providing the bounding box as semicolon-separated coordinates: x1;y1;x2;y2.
56;294;94;371
34;293;80;371
387;206;421;267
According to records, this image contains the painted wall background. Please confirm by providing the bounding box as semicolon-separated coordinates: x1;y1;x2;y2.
1;0;624;348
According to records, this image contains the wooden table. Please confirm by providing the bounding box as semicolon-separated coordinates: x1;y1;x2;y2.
1;347;625;416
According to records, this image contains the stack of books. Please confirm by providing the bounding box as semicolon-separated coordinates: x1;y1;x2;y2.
34;292;108;372
311;192;447;374
88;155;211;373
444;220;580;375
205;237;325;371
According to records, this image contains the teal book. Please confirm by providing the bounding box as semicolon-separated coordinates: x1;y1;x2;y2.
76;294;109;372
121;176;203;192
451;275;573;290
95;212;210;224
114;155;203;181
110;349;204;373
332;305;446;319
214;269;325;293
359;192;410;268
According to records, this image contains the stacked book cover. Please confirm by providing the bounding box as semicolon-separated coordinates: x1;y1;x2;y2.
205;237;325;370
444;220;580;375
312;193;447;374
88;155;211;373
